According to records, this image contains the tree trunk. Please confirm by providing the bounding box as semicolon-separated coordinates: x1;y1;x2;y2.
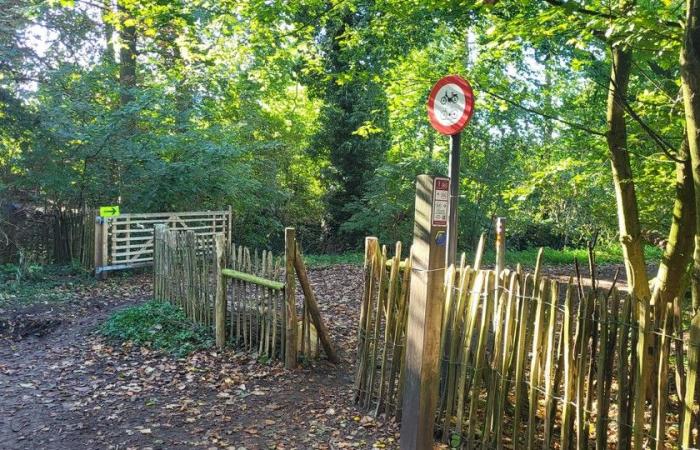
103;0;114;63
118;0;137;107
651;136;695;311
606;45;651;302
681;0;700;313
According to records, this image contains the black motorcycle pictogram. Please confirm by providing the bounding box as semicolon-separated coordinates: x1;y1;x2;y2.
440;89;460;105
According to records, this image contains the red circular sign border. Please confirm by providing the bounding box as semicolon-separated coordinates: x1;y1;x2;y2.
427;75;475;135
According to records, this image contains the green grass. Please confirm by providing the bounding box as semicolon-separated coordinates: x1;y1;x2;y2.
100;300;213;357
301;244;663;269
0;263;94;307
302;252;364;268
475;244;663;268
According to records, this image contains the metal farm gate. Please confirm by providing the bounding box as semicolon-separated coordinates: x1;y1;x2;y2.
94;208;231;275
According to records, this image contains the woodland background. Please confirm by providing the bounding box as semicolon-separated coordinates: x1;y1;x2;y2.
0;0;690;258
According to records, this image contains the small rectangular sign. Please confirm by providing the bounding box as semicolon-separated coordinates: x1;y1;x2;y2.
432;177;449;227
99;206;120;217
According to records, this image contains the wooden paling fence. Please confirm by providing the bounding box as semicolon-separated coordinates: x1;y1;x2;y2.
0;205;94;267
154;226;337;368
52;208;94;268
355;236;700;449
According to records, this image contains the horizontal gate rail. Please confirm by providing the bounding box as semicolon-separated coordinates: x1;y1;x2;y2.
221;268;285;290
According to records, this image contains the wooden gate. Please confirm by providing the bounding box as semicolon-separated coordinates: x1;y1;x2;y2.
95;208;231;275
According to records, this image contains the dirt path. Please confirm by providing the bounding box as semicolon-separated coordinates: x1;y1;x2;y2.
0;267;399;450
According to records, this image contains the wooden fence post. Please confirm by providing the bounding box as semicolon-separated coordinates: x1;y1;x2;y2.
94;215;108;280
284;227;298;369
681;310;700;448
400;175;448;450
495;217;505;275
227;205;233;248
153;224;165;300
215;233;227;349
94;216;102;277
293;245;339;363
494;217;506;305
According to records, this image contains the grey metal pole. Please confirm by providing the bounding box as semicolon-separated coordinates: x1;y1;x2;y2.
446;132;461;266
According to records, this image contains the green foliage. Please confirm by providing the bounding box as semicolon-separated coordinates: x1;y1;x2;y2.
301;244;663;269
100;300;212;357
302;252;364;268
477;244;664;268
0;263;93;307
0;0;689;264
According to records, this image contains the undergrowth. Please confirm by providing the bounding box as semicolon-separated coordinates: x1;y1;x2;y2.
101;300;213;357
303;252;365;268
477;244;663;267
0;263;94;307
303;244;663;269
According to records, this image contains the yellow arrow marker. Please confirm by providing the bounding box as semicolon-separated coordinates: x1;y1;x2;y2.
99;206;120;217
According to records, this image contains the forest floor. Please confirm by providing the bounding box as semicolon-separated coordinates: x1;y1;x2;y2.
0;260;642;450
0;265;400;450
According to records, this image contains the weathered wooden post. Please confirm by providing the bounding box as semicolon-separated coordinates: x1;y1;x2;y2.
400;175;449;450
214;233;227;349
494;217;506;326
227;205;233;248
495;217;505;279
293;245;339;363
94;215;109;280
94;216;102;277
284;227;298;369
153;224;165;300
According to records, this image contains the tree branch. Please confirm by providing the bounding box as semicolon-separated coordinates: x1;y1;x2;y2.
475;83;607;137
542;0;682;29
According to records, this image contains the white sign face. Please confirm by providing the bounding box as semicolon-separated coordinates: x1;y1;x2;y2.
432;178;450;227
433;83;467;127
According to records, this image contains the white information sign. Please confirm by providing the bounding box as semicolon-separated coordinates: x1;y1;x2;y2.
432;178;450;227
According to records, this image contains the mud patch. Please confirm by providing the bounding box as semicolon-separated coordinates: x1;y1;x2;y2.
0;316;63;339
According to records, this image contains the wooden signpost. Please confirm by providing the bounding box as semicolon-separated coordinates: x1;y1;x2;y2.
400;175;449;450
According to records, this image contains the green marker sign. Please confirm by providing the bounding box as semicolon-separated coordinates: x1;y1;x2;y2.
99;206;120;217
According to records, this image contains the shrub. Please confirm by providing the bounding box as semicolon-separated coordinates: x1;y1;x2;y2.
101;300;213;357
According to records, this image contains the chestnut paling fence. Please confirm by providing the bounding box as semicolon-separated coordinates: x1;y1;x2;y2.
153;226;337;365
354;237;700;449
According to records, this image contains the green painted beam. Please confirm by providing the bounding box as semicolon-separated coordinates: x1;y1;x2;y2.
220;268;285;290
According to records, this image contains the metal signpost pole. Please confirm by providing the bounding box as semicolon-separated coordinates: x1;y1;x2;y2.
446;132;461;267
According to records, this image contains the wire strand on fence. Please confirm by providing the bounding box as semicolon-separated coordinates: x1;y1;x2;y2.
356;250;700;449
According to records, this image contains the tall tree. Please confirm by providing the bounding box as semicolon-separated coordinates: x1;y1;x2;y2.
307;7;391;249
118;0;136;107
606;42;651;302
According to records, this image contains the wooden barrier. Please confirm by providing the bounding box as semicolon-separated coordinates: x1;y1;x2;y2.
355;238;699;449
96;208;232;276
153;225;336;367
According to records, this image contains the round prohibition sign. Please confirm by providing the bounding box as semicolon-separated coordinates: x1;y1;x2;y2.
427;75;475;135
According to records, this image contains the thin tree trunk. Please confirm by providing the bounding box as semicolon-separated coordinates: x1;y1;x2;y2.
606;44;651;302
651;137;695;311
683;13;700;430
118;0;137;107
103;0;114;63
681;0;700;313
